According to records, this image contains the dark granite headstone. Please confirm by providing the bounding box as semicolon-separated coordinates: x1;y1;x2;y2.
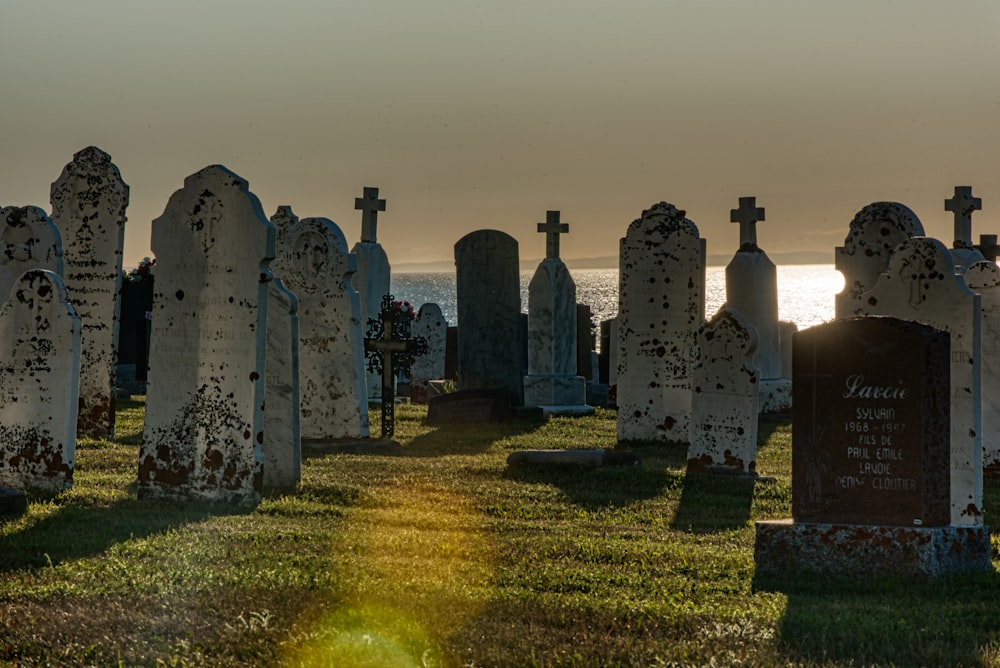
444;326;458;380
426;389;511;424
792;316;951;527
598;318;613;384
575;303;594;381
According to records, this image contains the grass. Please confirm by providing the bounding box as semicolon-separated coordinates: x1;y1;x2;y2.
1;400;1000;666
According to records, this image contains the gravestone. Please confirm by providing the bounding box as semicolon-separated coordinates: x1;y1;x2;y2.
946;186;986;270
964;261;1000;475
854;237;982;526
754;317;991;577
50;146;129;440
454;229;524;406
116;268;154;393
0;270;81;493
778;320;797;382
576;304;594;381
271;206;369;440
410;302;447;403
616;202;705;443
364;295;427;438
523;211;590;415
138;166;273;505
263;278;300;489
835;202;924;318
725;196;790;412
687;308;759;476
351;187;391;401
978;234;999;263
0;206;63;298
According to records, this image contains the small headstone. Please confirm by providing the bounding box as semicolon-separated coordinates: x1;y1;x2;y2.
263;279;300;490
687;308;759;476
138;166;273;505
617;202;705;443
0;206;63;298
426;389;511;424
351;187;391;401
0;270;81;493
410;303;447;403
0;486;27;516
50;146;129;440
977;234;999;263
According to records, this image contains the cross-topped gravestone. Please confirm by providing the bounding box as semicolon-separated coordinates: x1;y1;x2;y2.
730;196;765;250
365;295;427;438
537;210;569;259
946;186;982;248
355;186;386;243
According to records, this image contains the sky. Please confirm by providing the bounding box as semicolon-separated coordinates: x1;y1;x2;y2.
2;1;998;270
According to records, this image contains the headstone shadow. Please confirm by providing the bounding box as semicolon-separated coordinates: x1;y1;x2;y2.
403;418;547;458
670;470;757;533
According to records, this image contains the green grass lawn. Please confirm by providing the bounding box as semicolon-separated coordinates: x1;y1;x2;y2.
2;399;1000;667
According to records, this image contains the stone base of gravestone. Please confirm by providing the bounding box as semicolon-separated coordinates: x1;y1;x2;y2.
754;520;991;578
759;378;792;414
506;449;641;469
523;374;590;415
0;486;27;516
115;363;147;396
426;389;511;424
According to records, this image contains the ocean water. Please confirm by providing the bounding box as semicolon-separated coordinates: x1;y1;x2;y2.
392;264;844;336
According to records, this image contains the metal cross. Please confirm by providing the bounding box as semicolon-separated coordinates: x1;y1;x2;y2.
730;196;765;250
945;186;982;249
537;210;569;259
364;294;427;438
355;186;386;243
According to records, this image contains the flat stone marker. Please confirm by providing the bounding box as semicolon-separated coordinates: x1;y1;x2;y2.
426;388;511;424
138;166;273;505
263;279;300;490
50;146;129;440
0;270;81;493
0;206;63;298
352;187;391;401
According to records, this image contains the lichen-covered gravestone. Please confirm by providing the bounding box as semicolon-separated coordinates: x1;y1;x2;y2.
687;308;759;475
138;166;273;505
454;229;524;406
0;205;63;298
264;278;300;489
351;187;391;401
617;202;706;443
0;270;81;492
271;206;369;439
50;146;129;440
410;302;447;403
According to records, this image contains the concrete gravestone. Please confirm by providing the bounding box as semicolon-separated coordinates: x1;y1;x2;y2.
617;202;706;443
523;211;590;415
351;187;391;401
49;146;129;440
946;186;985;270
687;308;759;475
264;278;300;489
454;229;524;406
964;260;1000;475
271;206;369;440
0;270;81;492
138;166;273;504
0;206;63;298
409;302;447;403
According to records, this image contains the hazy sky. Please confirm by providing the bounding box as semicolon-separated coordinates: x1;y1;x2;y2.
2;1;998;269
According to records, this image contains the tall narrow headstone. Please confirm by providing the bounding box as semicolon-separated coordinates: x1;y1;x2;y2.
454;229;524;406
138;166;273;505
271;206;369;439
946;186;986;270
351;187;391;401
264;278;300;489
523;211;590;415
687;308;759;475
855;237;982;526
964;261;1000;475
50;146;128;440
835;202;924;319
410;302;447;403
617;202;706;443
0;206;63;297
725;196;790;412
0;270;81;492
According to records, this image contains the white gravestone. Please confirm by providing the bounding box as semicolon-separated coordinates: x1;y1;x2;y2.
50;146;129;440
687;308;759;476
351;187;391;401
0;206;63;298
523;211;590;415
264;278;300;489
138;166;273;505
725;197;790;412
271;207;370;439
964;261;1000;475
946;186;986;270
835;202;924;319
410;303;447;402
856;237;983;526
0;270;81;492
617;202;706;443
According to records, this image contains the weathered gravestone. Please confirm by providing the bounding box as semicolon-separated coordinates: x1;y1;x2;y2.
271;207;369;439
617;202;705;443
523;211;590;415
978;234;999;263
687;308;759;476
454;229;524;406
409;302;447;403
946;185;986;270
964;260;1000;475
754;317;991;577
138;166;273;505
263;278;300;489
50;146;129;440
364;295;427;438
0;206;63;298
853;237;982;526
725;197;790;412
835;202;924;319
352;187;391;401
0;270;81;493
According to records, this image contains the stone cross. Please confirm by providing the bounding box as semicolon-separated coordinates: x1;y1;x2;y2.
364;294;428;438
355;186;386;243
946;186;982;249
730;196;765;250
537;210;569;260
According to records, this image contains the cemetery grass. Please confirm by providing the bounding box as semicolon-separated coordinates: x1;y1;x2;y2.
3;404;1000;666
